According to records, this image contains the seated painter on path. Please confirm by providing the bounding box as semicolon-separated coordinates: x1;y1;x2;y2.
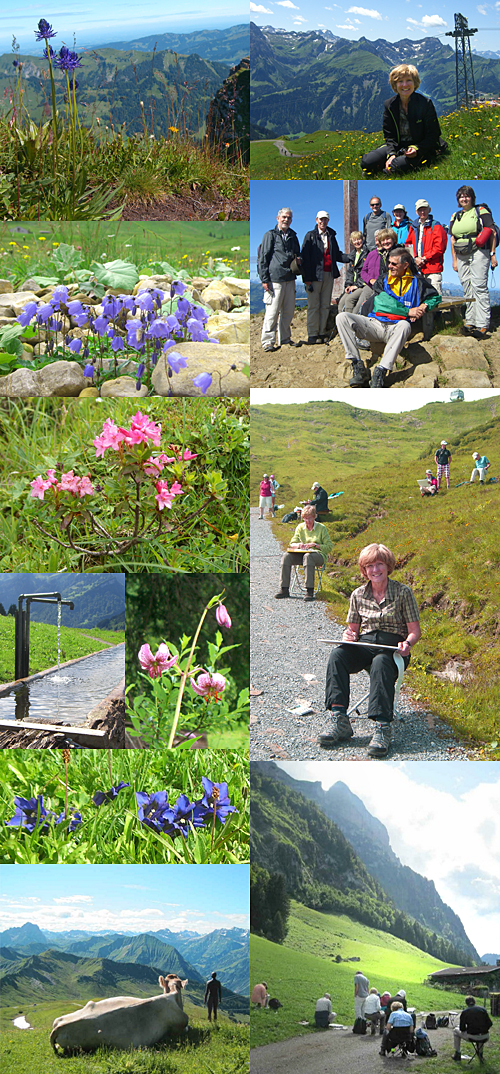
320;543;420;759
275;505;333;603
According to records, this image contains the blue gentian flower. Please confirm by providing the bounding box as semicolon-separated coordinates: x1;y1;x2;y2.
35;19;57;41
199;778;238;824
5;795;51;833
93;781;130;807
54;810;83;833
193;372;212;394
136;790;174;833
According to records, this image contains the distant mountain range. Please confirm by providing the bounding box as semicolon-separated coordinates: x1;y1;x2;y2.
481;952;500;963
250;279;500;314
96;25;249;67
250;24;500;135
0;575;124;630
0;924;249;996
252;763;479;966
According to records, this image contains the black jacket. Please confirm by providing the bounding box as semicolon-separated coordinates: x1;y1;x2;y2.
300;225;351;283
360;270;441;318
345;244;369;287
382;92;442;157
257;225;301;284
459;1005;493;1036
309;486;329;512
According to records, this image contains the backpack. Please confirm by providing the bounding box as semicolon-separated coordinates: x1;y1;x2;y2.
425;1013;437;1030
452;205;500;251
437;1015;449;1028
353;1017;367;1034
416;1029;437;1057
268;997;282;1010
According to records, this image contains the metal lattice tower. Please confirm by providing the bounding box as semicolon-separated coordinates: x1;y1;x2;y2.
446;13;478;108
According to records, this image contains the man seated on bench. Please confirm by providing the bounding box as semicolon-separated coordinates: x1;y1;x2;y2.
320;542;421;757
452;996;492;1062
315;992;337;1027
275;505;332;603
380;1002;415;1056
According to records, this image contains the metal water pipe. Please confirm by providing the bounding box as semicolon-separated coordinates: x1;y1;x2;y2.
15;593;74;680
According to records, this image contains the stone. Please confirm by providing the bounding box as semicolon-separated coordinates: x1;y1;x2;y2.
435;337;490;371
0;360;85;397
19;278;42;293
134;275;173;295
220;276;250;297
152;342;249;396
0;291;39;316
406;362;440;387
206;313;249;345
442;369;492;387
79;387;100;397
0;279;13;294
101;377;148;397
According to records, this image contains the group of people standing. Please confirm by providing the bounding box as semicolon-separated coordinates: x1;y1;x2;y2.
257;187;497;386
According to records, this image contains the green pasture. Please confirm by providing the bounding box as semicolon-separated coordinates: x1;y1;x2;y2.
0;748;249;865
250;400;500;753
0;617;123;685
250;105;500;179
0;220;250;290
251;902;478;1048
0;1000;249;1074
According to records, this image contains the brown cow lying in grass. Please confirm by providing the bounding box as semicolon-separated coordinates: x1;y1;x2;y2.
50;974;188;1055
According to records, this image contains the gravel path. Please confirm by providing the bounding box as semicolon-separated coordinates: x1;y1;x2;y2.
251;1024;457;1074
250;509;474;761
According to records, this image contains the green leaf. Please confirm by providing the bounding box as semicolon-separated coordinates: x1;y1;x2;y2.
91;259;140;290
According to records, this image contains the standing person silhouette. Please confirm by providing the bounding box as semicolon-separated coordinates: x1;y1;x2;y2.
205;971;222;1022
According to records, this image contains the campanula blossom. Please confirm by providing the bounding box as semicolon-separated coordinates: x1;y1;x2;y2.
190;671;226;701
138;642;178;678
193;372;212;395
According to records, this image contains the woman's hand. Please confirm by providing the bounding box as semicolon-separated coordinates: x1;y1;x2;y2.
346;285;357;293
369;278;377;286
398;639;412;657
491;254;498;269
452;260;458;273
404;146;418;158
386;154;396;169
342;626;359;643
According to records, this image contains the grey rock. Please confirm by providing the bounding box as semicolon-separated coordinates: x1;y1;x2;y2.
152;342;249;396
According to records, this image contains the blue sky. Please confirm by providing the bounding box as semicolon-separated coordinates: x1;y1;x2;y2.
276;762;500;954
251;179;500;283
0;864;249;935
0;4;248;54
250;2;500;54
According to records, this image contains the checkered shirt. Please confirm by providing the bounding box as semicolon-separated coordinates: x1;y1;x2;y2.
348;577;420;637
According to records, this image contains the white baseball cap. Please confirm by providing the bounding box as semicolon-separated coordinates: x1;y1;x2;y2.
441;440;447;445
311;482;320;489
317;210;329;219
416;199;430;210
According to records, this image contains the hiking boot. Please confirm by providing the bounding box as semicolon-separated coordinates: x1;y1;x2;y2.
367;721;391;757
262;344;278;352
307;336;319;345
282;339;301;347
452;1053;462;1062
274;588;290;599
471;327;488;340
370;365;388;388
349;359;370;387
303;587;314;602
318;711;354;748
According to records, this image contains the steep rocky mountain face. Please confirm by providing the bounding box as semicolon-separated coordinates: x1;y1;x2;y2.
256;763;479;964
206;57;250;163
250;23;500;134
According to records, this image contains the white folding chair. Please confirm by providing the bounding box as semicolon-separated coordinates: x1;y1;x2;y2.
346;650;406;722
290;561;325;596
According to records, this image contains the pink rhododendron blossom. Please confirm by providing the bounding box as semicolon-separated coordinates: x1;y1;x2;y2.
143;453;175;476
215;604;232;629
119;411;162;447
58;470;81;494
30;475;53;500
76;475;94;498
93;418;124;457
155;480;184;511
190;671;226;701
138;642;177;678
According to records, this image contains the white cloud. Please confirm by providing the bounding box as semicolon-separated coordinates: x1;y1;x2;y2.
421;14;447;26
337;23;357;29
347;6;382;18
250;3;273;12
53;895;93;904
293;15;308;21
276;1;300;7
477;5;487;14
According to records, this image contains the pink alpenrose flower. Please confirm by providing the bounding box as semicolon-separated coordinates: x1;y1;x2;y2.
190;671;226;701
138;643;177;679
215;604;232;629
155;479;184;511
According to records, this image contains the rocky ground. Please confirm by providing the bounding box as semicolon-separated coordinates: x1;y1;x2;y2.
251;304;500;388
0;273;249;398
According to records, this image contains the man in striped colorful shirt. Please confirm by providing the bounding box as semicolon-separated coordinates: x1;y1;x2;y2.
336;246;441;388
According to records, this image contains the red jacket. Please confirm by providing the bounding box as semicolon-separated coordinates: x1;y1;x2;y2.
405;217;447;274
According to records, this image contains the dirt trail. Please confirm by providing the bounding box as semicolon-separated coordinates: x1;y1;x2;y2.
251;1025;457;1074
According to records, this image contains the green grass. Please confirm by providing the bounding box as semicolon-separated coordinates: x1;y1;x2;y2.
0;1000;249;1074
0;617;123;684
0;748;249;864
251;902;484;1048
0;398;249;574
0;220;250;290
250;399;500;753
250;104;500;179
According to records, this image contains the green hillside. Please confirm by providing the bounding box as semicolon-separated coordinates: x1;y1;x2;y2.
250;105;500;180
250;398;500;751
0;617;124;685
251;902;470;1048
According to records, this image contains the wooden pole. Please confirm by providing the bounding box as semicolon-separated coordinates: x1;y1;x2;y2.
333;180;359;297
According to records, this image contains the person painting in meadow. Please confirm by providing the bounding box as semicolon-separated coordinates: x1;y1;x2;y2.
275;505;333;603
364;988;386;1035
434;441;452;489
470;451;491;485
421;470;438;497
380;1001;415;1056
204;971;222;1022
320;543;421;757
315;992;337;1027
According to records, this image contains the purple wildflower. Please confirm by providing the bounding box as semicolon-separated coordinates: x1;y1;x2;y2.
35;19;57;41
193;372;212;395
92;781;130;807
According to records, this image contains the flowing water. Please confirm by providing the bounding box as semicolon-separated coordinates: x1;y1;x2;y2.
0;644;125;724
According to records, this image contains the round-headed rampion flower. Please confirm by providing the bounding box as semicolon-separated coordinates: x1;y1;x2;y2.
199;777;238;824
35;19;57;41
93;781;130;807
216;604;232;629
193;372;212;395
190;672;226;701
138;642;177;678
54;46;83;71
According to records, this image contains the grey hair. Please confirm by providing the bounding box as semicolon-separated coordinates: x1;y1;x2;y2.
277;207;293;217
